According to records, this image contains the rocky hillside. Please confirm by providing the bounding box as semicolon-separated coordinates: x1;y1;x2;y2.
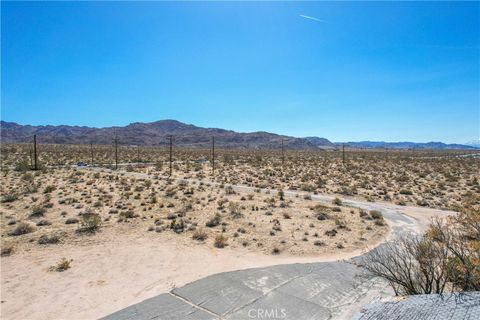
0;120;332;149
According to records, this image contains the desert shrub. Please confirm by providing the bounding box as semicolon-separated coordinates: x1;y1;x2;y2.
214;234;228;248
1;193;18;203
225;185;236;195
358;236;449;295
399;189;413;195
79;212;101;233
155;161;163;171
1;245;14;256
206;213;221;227
360;200;480;295
192;228;208;241
21;172;34;181
237;227;246;234
316;212;330;220
314;240;326;246
9;222;35;236
369;210;383;220
38;234;60;245
428;209;480;292
335;219;347;229
14;161;30;172
30;205;46;217
65;217;79;224
119;210;135;221
93;201;103;208
36;219;51;226
228;202;243;219
170;219;185;233
332;197;343;206
44;185;56;194
325;229;337;237
49;258;72;272
217;198;228;208
416;199;429;207
165;187;177;197
272;247;281;255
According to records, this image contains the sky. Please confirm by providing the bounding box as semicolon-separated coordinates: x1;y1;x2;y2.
1;1;479;143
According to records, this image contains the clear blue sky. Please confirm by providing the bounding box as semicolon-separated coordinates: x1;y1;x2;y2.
1;1;479;143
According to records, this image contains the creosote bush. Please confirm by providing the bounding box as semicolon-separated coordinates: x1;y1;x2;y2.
214;234;228;248
30;205;46;217
78;211;101;233
9;222;35;236
192;228;208;241
1;245;14;256
359;196;479;295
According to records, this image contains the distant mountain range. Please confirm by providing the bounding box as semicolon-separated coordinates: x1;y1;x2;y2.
464;139;480;148
0;120;326;149
336;141;478;150
0;120;476;150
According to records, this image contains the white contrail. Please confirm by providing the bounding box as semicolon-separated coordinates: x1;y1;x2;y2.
299;14;326;23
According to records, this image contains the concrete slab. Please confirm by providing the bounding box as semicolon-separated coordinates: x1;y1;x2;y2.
171;272;264;316
101;293;218;320
225;290;331;320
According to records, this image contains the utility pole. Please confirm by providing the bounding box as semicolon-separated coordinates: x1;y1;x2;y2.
211;136;215;177
342;143;345;164
168;135;173;177
90;142;94;166
281;139;285;167
114;134;118;170
33;134;38;170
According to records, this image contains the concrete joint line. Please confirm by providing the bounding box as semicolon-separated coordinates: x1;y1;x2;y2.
168;291;223;319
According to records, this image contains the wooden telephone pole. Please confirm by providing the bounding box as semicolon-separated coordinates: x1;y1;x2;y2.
211;136;215;176
33;135;38;170
90;142;94;166
168;135;173;177
114;135;118;170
